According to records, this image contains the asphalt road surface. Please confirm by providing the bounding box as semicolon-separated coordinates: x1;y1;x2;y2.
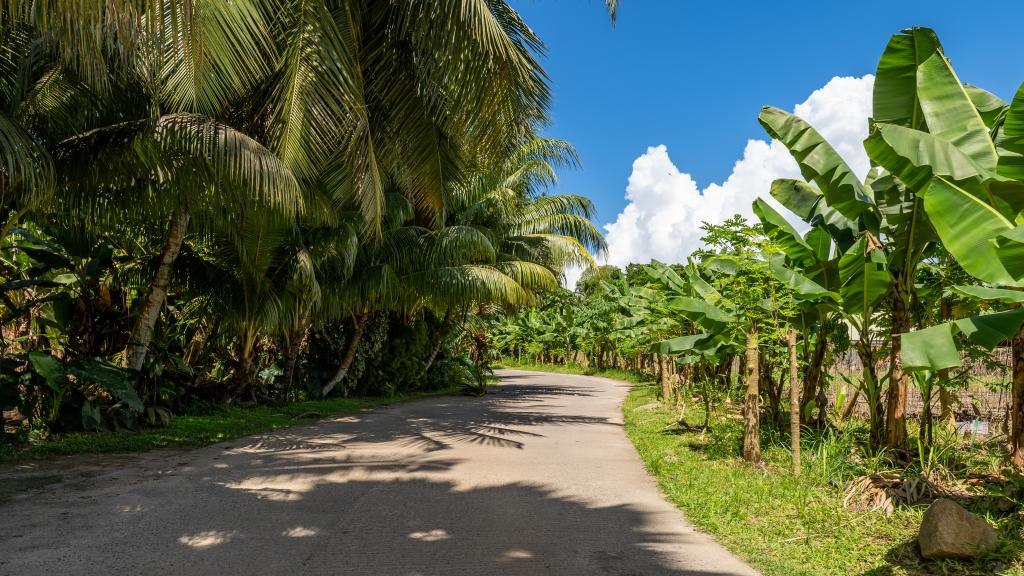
0;369;758;576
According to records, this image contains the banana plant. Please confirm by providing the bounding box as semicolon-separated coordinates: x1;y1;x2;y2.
753;28;997;450
756;109;896;449
865;45;1024;466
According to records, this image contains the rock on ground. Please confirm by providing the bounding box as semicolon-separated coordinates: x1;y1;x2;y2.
919;498;998;560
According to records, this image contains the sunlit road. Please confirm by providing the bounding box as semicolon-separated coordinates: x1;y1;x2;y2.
0;369;757;575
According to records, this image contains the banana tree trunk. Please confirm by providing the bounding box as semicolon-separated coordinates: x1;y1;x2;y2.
801;330;828;425
126;205;190;372
742;330;761;463
885;281;911;450
857;342;885;452
936;299;955;430
322;311;370;397
1011;326;1024;472
788;329;800;475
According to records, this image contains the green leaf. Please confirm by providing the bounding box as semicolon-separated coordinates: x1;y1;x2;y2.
768;262;837;302
902;309;1024;371
753;198;815;265
683;262;722;301
954;309;1024;350
953;285;1024;304
664;296;735;324
769;179;821;221
769;179;858;252
837;236;891;316
28;352;65;391
963;84;1008;128
644;261;688;294
873;27;941;129
759;107;873;222
865;122;993;193
652;333;717;355
68;358;143;413
804;228;832;262
703;256;742;276
902;324;961;371
81;400;103;431
916;52;999;171
997;82;1024;180
996;224;1024;281
922;177;1019;285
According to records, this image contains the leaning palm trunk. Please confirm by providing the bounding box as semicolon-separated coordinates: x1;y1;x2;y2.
742;330;761;463
418;308;454;382
322;311;371;397
126;205;190;372
788;329;800;475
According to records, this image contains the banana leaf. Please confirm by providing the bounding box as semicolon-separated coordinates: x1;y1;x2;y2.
902;309;1024;371
916;52;999;171
753;197;816;265
837;235;891;316
759;106;873;222
873;27;941;129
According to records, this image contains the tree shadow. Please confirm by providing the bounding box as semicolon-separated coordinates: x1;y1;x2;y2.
0;475;754;575
228;378;613;454
856;532;1020;576
1;374;756;574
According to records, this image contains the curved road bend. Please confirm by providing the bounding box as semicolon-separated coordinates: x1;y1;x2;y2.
0;369;758;576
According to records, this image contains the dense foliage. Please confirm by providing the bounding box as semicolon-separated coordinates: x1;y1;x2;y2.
490;27;1024;478
0;1;605;444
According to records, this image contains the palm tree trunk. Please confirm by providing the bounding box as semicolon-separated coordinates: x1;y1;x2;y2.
280;324;305;402
1011;326;1024;472
126;205;190;372
885;281;911;451
788;329;800;475
225;326;260;401
322;311;370;397
742;330;761;463
419;309;453;382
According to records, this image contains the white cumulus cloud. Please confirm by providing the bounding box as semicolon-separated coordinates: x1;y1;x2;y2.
600;74;875;271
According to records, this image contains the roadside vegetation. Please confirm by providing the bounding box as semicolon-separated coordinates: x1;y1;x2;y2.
488;26;1024;575
2;3;1024;574
0;2;605;455
0;385;460;463
499;361;1023;575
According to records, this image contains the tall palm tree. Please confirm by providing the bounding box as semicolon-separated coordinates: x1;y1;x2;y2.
5;0;554;374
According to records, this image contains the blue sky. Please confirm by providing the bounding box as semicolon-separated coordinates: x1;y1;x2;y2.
511;1;1024;247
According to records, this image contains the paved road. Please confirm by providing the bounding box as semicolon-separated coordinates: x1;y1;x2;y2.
0;370;757;576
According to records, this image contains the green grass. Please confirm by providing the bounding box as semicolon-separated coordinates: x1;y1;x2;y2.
503;361;1023;576
0;387;459;463
496;359;644;384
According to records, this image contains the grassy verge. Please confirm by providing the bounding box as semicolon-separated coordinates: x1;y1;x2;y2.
502;361;1023;576
0;386;459;463
495;359;645;384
